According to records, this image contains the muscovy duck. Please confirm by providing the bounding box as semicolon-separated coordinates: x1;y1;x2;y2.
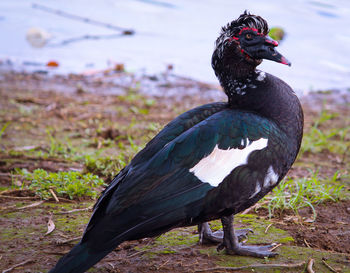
50;11;303;273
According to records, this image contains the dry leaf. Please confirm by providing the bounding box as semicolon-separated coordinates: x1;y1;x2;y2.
283;215;300;223
45;214;55;235
13;145;38;151
303;217;315;223
17;200;44;210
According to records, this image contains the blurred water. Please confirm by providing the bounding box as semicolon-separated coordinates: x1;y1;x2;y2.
1;0;350;93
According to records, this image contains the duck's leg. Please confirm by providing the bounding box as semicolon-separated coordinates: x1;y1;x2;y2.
198;222;252;244
217;214;278;258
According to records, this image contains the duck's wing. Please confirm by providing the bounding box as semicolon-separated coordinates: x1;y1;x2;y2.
85;103;227;232
130;102;228;166
82;109;290;249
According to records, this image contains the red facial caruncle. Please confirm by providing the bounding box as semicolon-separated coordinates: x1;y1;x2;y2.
224;26;289;66
238;27;263;36
228;27;271;43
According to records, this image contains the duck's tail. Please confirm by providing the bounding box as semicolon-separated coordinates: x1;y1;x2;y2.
48;242;111;273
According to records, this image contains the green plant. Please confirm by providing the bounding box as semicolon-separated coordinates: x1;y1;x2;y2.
84;134;145;179
268;27;285;41
45;129;81;159
0;122;10;141
265;171;344;219
46;129;69;156
15;168;105;200
84;154;128;179
301;109;350;155
127;135;144;153
147;122;162;133
129;106;149;115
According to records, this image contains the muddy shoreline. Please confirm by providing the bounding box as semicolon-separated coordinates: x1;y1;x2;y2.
0;69;349;272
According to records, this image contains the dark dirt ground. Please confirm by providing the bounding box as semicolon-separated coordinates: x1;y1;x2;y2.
0;70;349;272
276;200;350;254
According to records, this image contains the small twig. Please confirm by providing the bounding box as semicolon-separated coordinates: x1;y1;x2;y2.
0;195;40;200
0;204;16;211
0;155;70;162
0;189;33;196
55;236;81;245
2;259;33;273
307;258;315;273
0;173;20;178
322;258;339;273
195;261;307;272
265;223;273;234
55;197;76;203
17;200;45;210
0;201;45;214
32;3;134;34
55;206;93;215
56;232;69;239
42;250;69;256
49;188;59;202
304;238;311;248
269;243;282;252
13;145;39;151
50;33;126;47
108;262;115;270
156;259;170;270
127;250;147;258
183;261;200;268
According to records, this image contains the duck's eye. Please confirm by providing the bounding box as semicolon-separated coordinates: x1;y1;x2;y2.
245;33;252;40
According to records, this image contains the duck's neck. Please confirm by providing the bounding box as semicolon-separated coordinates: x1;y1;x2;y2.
212;50;260;104
217;66;303;146
216;65;266;107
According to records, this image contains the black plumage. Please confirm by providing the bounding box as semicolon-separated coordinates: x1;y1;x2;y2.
50;11;303;273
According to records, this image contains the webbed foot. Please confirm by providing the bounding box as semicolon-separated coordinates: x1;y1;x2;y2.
216;215;278;258
198;222;252;244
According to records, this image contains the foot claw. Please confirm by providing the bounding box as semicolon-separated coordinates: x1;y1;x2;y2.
218;215;279;258
223;243;279;258
199;223;254;244
200;218;277;258
236;228;253;241
198;223;223;244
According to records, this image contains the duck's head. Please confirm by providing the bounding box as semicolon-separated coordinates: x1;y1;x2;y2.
212;11;290;76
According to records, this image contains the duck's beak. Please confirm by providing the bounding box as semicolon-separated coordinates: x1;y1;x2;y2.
248;35;291;66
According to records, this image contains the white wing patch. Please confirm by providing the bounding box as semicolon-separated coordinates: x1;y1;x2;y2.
249;166;279;199
256;71;266;81
249;182;261;199
263;166;279;187
189;138;268;187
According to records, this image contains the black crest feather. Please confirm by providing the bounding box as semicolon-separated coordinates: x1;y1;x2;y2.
221;10;269;36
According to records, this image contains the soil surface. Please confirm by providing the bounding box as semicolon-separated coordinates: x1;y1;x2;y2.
0;70;349;272
275;200;350;254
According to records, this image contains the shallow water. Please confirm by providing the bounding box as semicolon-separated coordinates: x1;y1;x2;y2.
1;0;350;93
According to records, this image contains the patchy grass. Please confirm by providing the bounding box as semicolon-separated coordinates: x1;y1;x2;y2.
46;129;79;159
13;168;106;200
84;154;128;180
84;135;145;179
265;171;345;219
0;121;11;141
301;109;350;155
